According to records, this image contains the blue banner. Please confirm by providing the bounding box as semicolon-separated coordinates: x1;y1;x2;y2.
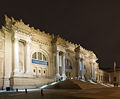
32;59;48;66
65;66;72;69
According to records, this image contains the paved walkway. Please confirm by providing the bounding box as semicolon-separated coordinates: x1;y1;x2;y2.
0;80;119;99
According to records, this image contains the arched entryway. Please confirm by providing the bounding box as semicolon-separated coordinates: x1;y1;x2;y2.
31;51;48;78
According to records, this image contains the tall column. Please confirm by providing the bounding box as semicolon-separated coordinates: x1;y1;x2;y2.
56;51;60;78
14;37;19;73
78;58;81;79
62;52;66;79
59;55;62;67
91;63;95;81
109;73;111;83
81;59;85;80
26;40;31;73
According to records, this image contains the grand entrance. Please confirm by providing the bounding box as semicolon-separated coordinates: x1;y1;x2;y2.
32;52;48;77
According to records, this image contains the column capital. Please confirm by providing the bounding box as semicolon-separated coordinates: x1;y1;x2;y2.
26;39;31;44
60;51;66;56
56;50;60;54
13;36;19;41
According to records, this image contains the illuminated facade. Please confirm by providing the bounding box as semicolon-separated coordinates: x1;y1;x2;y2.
0;15;105;89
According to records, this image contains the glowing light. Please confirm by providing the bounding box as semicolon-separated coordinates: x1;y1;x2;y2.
50;82;57;85
40;85;48;89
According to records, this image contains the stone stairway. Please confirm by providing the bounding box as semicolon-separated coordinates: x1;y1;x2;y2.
71;80;108;89
46;79;108;90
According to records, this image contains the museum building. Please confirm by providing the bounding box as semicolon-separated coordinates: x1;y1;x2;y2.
0;15;106;89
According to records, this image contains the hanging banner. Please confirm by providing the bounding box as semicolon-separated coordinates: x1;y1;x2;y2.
32;59;48;66
65;66;72;69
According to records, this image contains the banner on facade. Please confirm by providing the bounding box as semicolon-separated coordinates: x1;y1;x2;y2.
32;59;48;66
65;66;72;69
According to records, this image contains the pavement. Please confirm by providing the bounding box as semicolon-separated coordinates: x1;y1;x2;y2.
0;80;120;99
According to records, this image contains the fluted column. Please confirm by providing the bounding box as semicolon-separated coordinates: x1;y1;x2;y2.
62;52;66;79
81;59;85;80
78;58;81;78
25;40;31;73
56;51;60;78
91;63;95;80
14;37;19;73
59;55;62;67
109;73;111;83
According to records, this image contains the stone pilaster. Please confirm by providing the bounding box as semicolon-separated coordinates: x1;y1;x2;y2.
14;37;19;73
25;40;31;74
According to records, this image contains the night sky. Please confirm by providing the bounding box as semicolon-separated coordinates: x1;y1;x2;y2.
0;0;120;69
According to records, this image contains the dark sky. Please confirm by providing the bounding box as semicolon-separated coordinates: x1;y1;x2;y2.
0;0;120;69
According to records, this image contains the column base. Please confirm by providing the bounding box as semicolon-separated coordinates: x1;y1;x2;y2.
3;77;10;90
91;77;96;82
81;76;85;80
77;76;81;80
56;74;61;81
61;74;66;81
78;75;85;80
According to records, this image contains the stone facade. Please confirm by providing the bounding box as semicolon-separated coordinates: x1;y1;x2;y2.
0;15;105;89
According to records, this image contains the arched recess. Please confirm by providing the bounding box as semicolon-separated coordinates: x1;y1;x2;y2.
31;49;50;78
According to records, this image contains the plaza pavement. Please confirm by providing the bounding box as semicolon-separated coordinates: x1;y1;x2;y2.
0;80;119;99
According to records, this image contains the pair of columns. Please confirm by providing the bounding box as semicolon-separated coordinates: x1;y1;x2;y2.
78;58;85;80
56;51;66;79
13;37;31;74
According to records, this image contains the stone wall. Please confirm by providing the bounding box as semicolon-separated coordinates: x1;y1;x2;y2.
0;15;106;89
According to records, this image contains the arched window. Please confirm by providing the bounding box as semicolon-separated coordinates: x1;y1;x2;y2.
32;52;48;66
32;52;37;59
38;52;42;60
32;52;47;61
43;55;46;61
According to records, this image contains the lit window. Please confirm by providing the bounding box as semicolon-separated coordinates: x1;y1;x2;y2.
43;55;46;61
38;52;42;60
32;52;37;59
32;52;47;62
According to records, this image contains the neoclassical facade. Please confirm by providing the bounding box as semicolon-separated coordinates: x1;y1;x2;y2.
0;15;106;89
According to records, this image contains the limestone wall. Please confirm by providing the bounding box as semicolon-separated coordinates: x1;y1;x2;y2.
0;15;107;89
